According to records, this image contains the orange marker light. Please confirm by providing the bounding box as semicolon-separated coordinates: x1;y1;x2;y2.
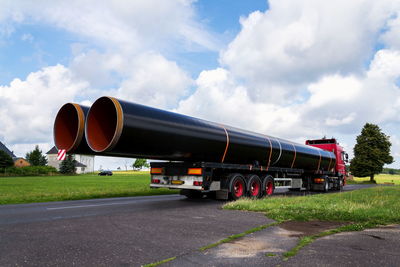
150;168;163;174
188;168;202;175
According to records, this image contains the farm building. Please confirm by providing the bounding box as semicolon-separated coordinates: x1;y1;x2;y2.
0;141;31;167
46;146;95;174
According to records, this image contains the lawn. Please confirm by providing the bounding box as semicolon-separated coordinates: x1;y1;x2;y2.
224;186;400;224
350;174;400;185
0;171;177;205
224;186;400;259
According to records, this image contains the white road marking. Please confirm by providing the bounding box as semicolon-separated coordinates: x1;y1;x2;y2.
47;202;135;210
46;195;183;210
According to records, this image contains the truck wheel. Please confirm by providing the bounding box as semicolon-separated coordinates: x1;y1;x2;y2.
228;174;246;200
262;175;275;197
323;176;329;192
335;176;344;191
246;175;262;198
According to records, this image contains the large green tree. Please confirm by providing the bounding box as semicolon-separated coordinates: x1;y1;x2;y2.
132;158;149;170
350;123;393;182
59;155;76;174
0;150;14;171
26;145;47;166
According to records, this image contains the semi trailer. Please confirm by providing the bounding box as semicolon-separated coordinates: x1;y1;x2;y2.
53;96;348;200
149;137;348;200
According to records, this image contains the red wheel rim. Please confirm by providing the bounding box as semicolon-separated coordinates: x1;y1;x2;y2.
266;181;273;195
234;180;244;198
250;180;260;196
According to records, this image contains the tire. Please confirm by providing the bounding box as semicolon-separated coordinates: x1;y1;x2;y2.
336;176;344;191
228;174;246;200
323;176;329;192
262;175;275;197
246;175;262;198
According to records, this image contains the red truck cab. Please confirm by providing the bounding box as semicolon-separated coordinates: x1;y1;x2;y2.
305;138;348;179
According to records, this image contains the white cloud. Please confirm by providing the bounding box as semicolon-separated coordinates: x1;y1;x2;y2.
390;135;400;158
1;0;400;169
219;0;398;103
115;52;193;108
0;65;88;154
176;68;311;141
0;0;218;52
380;10;400;49
20;33;33;42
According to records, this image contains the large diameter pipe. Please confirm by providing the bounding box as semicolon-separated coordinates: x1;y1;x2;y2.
53;103;94;154
85;96;336;172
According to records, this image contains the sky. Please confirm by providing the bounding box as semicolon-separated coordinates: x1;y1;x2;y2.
0;0;399;170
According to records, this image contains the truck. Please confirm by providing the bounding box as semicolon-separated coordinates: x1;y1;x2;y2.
54;96;349;200
150;138;348;200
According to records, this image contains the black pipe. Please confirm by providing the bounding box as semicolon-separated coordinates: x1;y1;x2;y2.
85;96;336;172
53;103;94;155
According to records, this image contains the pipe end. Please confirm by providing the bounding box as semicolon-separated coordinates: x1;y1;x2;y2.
85;96;124;152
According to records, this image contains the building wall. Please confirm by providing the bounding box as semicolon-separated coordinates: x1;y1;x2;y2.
47;154;60;170
46;154;95;174
74;155;95;173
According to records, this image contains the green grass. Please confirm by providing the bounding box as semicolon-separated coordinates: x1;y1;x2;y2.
224;186;400;224
225;186;400;259
0;171;178;205
349;174;400;185
199;222;282;251
143;257;176;267
282;222;377;260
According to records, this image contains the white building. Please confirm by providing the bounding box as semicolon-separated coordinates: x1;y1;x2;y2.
46;146;95;174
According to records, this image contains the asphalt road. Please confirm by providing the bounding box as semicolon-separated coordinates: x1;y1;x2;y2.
0;184;379;266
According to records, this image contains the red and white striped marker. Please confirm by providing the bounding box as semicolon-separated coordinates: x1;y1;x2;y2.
57;149;66;160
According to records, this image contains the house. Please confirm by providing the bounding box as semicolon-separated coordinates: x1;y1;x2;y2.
0;141;31;167
46;146;95;174
13;157;30;167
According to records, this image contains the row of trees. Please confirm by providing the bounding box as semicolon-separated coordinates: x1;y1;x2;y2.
0;144;151;174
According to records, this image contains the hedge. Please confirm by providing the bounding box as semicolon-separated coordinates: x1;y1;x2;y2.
0;166;59;177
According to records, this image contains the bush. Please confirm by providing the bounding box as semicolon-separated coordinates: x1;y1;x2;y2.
1;166;59;177
0;150;14;170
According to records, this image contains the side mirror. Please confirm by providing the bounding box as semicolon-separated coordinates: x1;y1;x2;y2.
345;153;349;163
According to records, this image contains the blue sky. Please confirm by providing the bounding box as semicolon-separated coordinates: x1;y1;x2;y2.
0;0;399;170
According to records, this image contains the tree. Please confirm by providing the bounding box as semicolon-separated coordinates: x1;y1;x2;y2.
0;150;14;171
59;154;76;174
132;158;149;170
26;145;47;166
350;123;393;182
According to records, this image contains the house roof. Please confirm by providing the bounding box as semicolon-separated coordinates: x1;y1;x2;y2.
46;146;58;155
0;141;16;158
75;161;87;168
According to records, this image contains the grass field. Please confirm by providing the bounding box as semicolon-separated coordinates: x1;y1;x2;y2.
350;174;400;185
0;171;177;205
224;186;400;258
225;186;400;224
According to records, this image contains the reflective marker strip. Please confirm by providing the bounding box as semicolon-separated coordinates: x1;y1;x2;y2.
221;127;229;163
57;149;66;160
290;143;297;168
271;137;282;166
